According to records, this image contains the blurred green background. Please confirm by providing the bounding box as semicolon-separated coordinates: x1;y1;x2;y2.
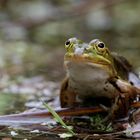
0;0;140;82
0;1;140;138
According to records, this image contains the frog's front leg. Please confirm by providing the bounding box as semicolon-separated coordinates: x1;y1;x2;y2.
60;77;78;108
106;78;140;121
104;93;129;122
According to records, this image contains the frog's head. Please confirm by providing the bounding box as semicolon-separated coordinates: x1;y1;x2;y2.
86;39;113;65
64;38;117;77
64;37;86;55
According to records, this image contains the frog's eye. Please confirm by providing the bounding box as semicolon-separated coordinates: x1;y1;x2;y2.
97;42;105;48
65;40;72;49
95;41;107;54
65;40;70;46
96;42;106;52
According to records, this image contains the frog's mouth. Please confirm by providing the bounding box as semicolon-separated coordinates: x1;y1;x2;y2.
64;54;117;76
64;54;111;66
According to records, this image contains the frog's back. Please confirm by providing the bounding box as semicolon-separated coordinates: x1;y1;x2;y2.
112;52;140;87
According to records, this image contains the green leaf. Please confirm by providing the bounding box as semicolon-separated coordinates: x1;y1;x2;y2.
42;100;75;135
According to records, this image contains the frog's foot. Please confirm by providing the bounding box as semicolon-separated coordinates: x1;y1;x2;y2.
105;93;130;124
101;111;115;124
94;97;118;123
99;104;110;112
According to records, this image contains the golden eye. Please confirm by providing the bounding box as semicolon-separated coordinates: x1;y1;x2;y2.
95;41;106;52
65;37;78;48
97;42;105;48
65;40;70;47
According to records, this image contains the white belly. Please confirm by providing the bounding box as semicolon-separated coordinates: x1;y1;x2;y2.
66;61;117;99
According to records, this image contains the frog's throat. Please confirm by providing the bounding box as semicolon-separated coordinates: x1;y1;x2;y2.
64;55;117;76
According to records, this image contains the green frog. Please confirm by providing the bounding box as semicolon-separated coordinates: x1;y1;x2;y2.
60;38;140;120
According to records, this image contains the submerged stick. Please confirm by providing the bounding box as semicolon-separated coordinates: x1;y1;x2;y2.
0;102;139;126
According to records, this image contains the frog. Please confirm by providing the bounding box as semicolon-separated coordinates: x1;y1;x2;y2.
60;37;140;120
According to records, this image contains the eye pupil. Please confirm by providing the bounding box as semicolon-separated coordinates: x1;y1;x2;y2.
98;43;104;48
65;40;70;45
